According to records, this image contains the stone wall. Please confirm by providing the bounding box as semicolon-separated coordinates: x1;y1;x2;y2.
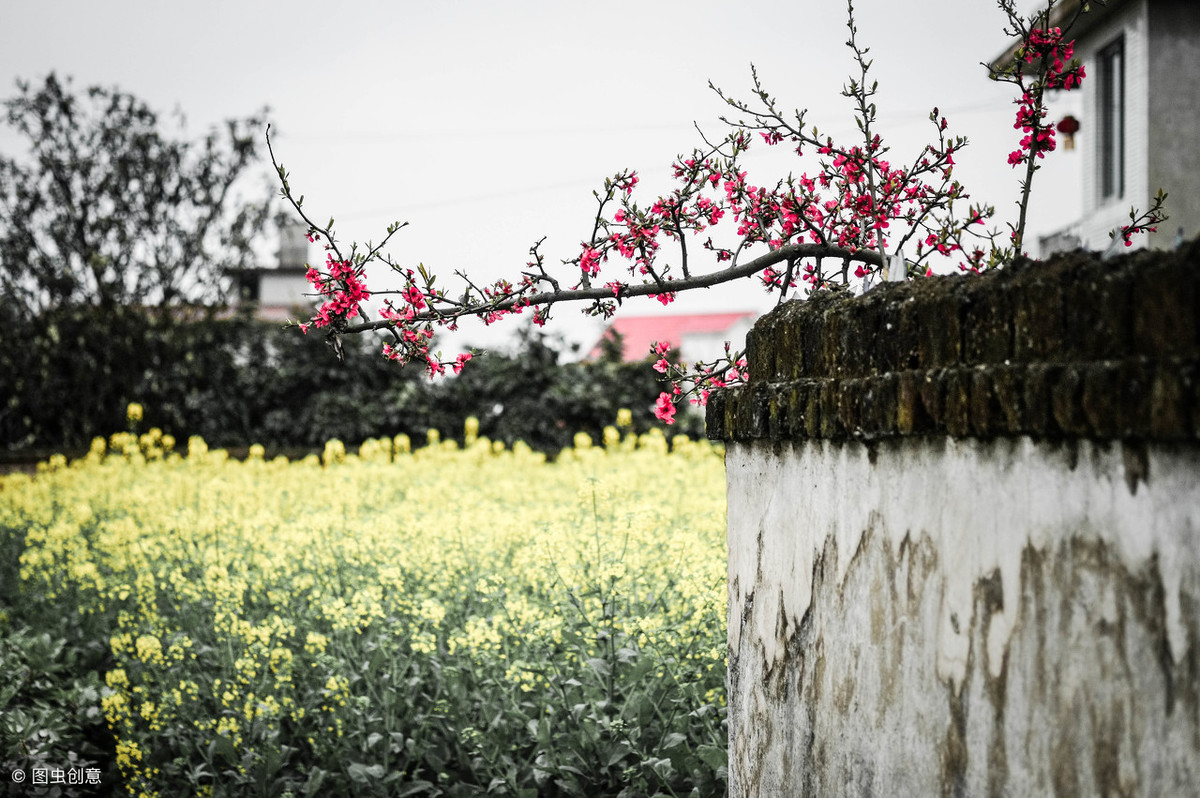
706;242;1200;796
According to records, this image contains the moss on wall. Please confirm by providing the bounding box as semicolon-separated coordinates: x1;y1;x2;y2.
708;241;1200;443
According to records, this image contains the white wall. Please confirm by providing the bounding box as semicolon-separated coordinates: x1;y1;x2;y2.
724;435;1200;795
681;318;755;365
258;271;314;315
1147;0;1200;245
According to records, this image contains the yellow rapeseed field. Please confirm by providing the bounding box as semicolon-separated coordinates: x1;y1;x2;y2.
1;416;729;797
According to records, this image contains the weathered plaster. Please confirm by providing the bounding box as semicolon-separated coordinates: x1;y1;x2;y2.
725;437;1200;796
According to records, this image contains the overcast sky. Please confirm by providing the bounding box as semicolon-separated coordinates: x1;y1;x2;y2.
0;0;1081;353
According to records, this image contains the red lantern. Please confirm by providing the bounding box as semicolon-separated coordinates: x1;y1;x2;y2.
1057;115;1080;150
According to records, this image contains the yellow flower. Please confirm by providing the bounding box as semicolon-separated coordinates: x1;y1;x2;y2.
269;647;294;678
115;739;143;770
187;436;208;460
216;716;240;742
322;439;345;466
126;403;144;424
110;633;132;657
134;635;164;666
410;630;438;655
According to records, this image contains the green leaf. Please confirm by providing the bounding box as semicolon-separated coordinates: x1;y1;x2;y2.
660;732;687;750
695;744;727;769
347;762;386;783
210;734;237;763
585;657;611;677
263;745;283;777
396;779;435;796
605;742;632;768
649;756;675;779
302;767;327;797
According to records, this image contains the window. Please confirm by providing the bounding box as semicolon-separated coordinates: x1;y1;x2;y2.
1097;36;1125;200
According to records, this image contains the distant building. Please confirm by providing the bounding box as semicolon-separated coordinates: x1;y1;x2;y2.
232;221;314;320
1005;0;1200;255
587;312;758;365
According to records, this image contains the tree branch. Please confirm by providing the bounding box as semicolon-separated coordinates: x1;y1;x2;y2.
339;242;883;335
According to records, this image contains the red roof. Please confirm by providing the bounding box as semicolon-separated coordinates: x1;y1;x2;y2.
587;312;757;361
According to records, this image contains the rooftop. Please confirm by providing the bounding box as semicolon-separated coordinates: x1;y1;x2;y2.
587;312;758;361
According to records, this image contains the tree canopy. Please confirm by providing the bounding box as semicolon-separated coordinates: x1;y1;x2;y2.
0;73;270;315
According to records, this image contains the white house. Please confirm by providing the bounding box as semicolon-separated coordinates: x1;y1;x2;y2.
1029;0;1199;255
233;222;315;321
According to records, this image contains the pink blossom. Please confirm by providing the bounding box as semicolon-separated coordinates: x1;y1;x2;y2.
654;392;677;425
404;287;426;309
580;246;602;276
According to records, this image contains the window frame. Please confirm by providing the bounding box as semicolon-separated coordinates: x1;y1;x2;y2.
1097;35;1126;201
